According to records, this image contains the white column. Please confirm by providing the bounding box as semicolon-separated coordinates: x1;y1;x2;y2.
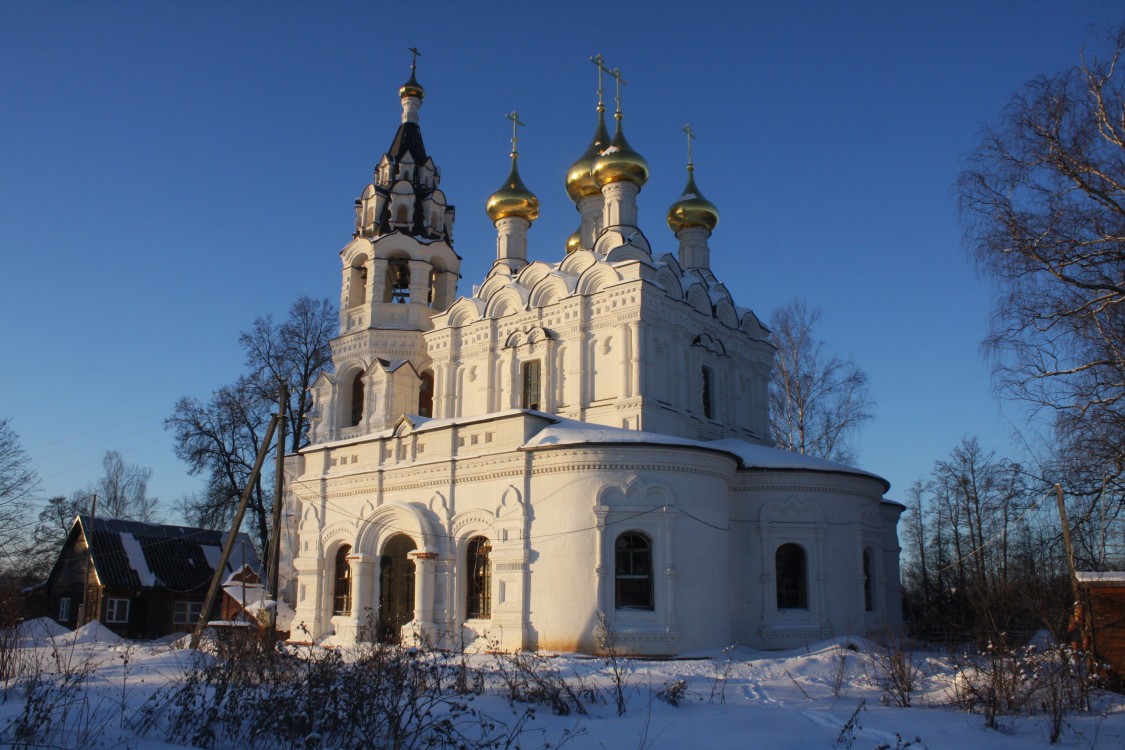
578;194;604;248
411;551;438;643
348;553;375;638
601;181;640;228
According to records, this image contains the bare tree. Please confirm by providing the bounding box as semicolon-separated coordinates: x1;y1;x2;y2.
94;449;159;521
239;295;336;452
958;26;1125;487
768;299;874;463
166;295;335;553
0;417;38;570
167;377;274;553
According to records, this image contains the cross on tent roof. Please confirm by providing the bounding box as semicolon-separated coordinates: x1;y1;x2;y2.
409;47;421;74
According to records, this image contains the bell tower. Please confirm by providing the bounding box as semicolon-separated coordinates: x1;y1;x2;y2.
310;53;460;442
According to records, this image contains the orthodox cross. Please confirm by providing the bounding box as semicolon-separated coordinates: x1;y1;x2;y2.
408;47;422;74
610;67;626;115
683;123;696;168
590;54;609;107
506;110;525;157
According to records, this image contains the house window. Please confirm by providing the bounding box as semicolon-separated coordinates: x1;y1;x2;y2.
349;372;364;427
105;598;130;624
863;547;874;612
465;536;492;619
333;545;352;615
174;601;204;625
775;543;808;610
701;365;714;419
615;532;653;610
521;360;542;411
57;597;70;623
418;370;434;418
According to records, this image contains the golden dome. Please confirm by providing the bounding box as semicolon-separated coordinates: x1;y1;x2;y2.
486;157;540;223
592;117;649;189
399;71;425;101
565;107;611;203
667;168;719;233
565;230;581;254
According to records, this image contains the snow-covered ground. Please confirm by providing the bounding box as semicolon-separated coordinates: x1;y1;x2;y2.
1;620;1122;749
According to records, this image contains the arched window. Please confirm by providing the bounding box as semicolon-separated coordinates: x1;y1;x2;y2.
333;545;352;615
349;372;364;427
465;536;491;619
615;532;653;610
775;543;808;610
396;204;409;224
863;547;874;612
418;370;434;418
385;259;411;303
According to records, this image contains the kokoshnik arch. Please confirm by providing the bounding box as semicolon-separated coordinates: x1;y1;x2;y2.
281;57;903;654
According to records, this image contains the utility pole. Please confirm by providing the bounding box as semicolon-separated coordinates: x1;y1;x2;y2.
77;493;96;626
190;414;279;649
268;382;288;638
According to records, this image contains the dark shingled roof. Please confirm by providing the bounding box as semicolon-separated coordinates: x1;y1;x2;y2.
76;516;263;594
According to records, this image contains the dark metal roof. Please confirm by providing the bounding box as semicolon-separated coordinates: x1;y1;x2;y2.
76;516;263;594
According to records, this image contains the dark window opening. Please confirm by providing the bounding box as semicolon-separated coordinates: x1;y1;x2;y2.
466;536;492;619
349;372;365;427
521;360;542;411
333;545;352;615
418;370;434;418
863;547;874;612
615;532;653;610
775;543;808;610
701;365;714;419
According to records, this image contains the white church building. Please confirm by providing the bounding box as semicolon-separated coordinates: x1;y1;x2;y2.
284;60;903;654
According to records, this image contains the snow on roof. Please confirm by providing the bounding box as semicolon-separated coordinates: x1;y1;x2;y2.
120;532;157;587
1076;571;1125;583
522;417;889;489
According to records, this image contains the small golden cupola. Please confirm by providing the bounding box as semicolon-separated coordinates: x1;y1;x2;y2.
669;124;719;270
399;47;425;101
565;100;611;203
487;112;538;272
592;67;649;190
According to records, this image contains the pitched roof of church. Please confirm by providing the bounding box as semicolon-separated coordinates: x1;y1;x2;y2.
53;516;263;594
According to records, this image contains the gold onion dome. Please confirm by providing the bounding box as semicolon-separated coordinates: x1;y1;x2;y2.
565;230;582;254
486;157;540;223
592;119;649;189
565;108;611;203
399;71;425;100
667;167;719;232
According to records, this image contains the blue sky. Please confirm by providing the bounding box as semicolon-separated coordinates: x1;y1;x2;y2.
2;1;1119;515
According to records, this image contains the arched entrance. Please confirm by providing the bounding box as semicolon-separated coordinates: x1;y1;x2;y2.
378;534;417;643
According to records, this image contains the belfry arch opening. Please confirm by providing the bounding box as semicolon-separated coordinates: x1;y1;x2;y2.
347;259;368;309
385;258;411;303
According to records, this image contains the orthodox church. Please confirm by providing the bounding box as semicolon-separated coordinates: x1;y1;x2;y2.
284;59;903;654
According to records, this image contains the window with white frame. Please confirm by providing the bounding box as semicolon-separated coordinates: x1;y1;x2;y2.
174;600;204;625
105;598;130;624
57;597;70;623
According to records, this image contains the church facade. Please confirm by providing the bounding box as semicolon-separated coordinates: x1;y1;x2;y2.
284;62;903;654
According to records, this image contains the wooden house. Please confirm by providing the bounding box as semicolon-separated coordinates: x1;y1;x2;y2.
39;515;263;639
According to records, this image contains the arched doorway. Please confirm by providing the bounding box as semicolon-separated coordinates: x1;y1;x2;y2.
378;534;417;643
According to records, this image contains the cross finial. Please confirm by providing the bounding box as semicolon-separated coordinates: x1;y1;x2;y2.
506;110;525;158
610;67;626;117
409;47;422;75
590;54;609;108
683;123;696;169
